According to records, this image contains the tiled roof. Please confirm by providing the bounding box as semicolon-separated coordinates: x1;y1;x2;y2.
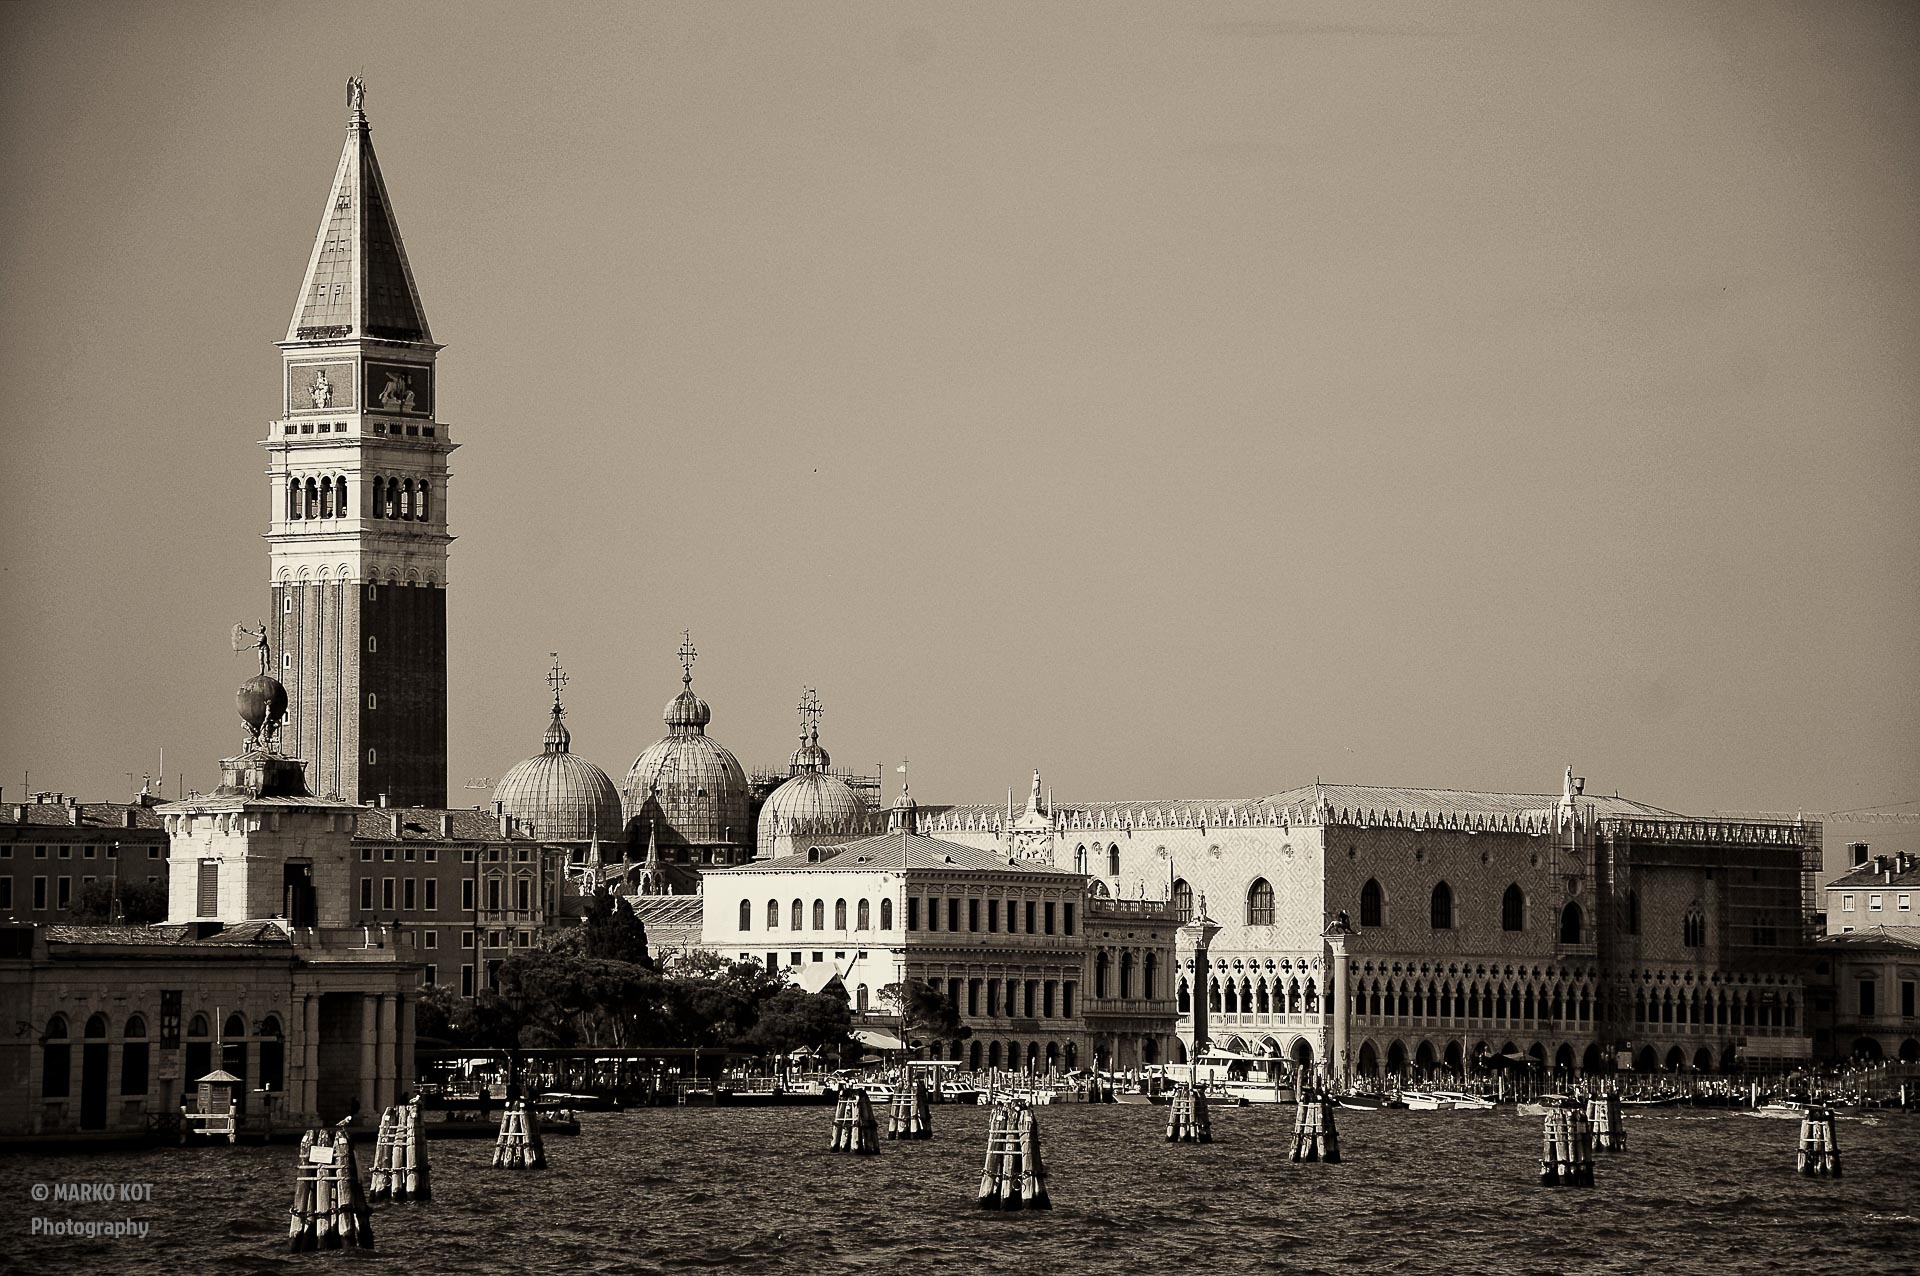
1816;926;1920;950
45;924;195;945
43;922;289;948
915;782;1682;835
626;895;703;926
720;832;1067;876
5;803;167;831
1825;857;1920;890
1262;783;1682;821
351;808;527;843
288;101;431;343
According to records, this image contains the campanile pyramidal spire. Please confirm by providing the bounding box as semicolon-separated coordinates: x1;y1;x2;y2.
265;78;452;807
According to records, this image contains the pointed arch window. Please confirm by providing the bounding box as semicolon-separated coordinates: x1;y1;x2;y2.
1683;905;1705;948
1074;845;1087;874
1501;883;1525;931
880;898;893;930
739;900;752;931
834;899;847;930
1360;878;1383;928
766;899;779;929
856;899;870;930
1246;877;1275;926
1559;901;1583;944
790;899;803;931
811;899;825;930
1171;878;1193;922
1430;880;1453;930
1107;844;1120;877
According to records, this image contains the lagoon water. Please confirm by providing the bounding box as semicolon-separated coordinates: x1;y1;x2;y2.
3;1104;1916;1275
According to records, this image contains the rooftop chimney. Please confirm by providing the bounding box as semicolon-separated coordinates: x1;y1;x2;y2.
68;801;83;826
387;811;402;839
439;812;454;838
121;809;136;829
1851;841;1870;867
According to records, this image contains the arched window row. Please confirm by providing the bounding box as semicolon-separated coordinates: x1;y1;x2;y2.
368;475;433;522
749;895;894;932
1632;986;1792;1031
1682;906;1705;948
1345;977;1603;1029
1210;974;1320;1016
287;474;352;521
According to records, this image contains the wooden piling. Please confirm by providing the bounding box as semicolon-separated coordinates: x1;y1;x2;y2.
1586;1090;1624;1152
1796;1107;1841;1178
289;1128;374;1251
829;1089;880;1153
1165;1085;1212;1143
976;1101;1050;1210
369;1098;433;1201
887;1077;933;1140
1537;1105;1594;1187
1290;1089;1340;1163
492;1099;547;1170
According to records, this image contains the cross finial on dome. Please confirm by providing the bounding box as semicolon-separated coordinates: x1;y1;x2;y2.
547;653;569;711
797;687;822;740
678;630;698;688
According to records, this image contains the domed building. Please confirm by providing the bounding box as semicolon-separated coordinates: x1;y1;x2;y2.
755;690;867;860
623;635;751;869
491;660;622;850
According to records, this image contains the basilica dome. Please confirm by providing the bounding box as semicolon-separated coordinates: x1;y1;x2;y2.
624;643;750;855
756;714;863;859
492;693;622;843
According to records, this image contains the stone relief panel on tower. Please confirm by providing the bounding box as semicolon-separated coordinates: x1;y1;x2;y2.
287;361;356;413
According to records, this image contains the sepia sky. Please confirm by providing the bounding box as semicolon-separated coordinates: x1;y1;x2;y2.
1;0;1914;872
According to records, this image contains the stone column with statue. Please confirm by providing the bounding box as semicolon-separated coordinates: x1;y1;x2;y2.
1324;911;1354;1090
1176;895;1221;1068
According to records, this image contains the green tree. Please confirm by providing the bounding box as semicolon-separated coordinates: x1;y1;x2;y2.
745;986;852;1056
579;887;652;965
70;878;167;925
880;980;970;1054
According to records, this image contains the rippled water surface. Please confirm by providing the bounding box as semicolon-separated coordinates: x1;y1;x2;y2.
3;1105;1916;1275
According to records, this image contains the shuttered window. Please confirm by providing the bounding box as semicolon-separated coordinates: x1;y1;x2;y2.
197;860;219;916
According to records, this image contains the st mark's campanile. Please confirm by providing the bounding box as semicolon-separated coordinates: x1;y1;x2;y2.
264;80;451;807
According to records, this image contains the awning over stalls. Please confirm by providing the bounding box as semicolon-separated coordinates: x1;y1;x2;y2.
850;1027;907;1051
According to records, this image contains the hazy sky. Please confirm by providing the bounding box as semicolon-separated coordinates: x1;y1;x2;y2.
1;1;1914;872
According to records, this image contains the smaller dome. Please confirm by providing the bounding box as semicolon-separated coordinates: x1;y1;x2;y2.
789;726;831;773
665;686;711;732
756;769;864;858
544;709;571;753
493;752;622;842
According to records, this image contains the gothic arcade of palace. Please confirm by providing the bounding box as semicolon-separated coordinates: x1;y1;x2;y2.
4;84;1898;1139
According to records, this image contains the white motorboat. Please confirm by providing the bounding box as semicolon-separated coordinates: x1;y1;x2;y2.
1405;1089;1495;1111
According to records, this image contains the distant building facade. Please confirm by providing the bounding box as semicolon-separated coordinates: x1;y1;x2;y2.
922;767;1820;1080
1810;846;1920;1063
2;793;170;924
